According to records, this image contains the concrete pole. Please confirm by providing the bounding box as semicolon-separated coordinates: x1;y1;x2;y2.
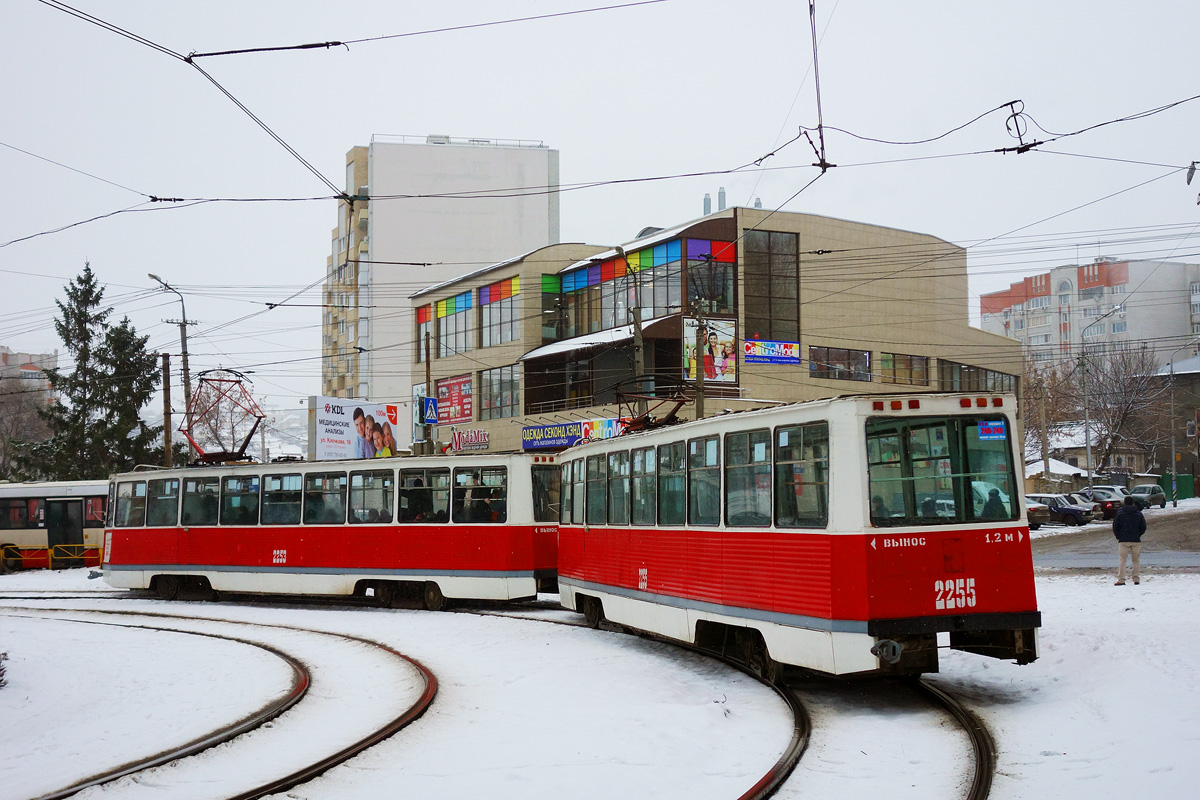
161;353;172;468
694;318;706;420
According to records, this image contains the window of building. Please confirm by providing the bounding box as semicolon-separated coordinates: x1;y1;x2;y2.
1193;322;1200;334
1083;323;1104;338
1013;319;1025;331
1026;334;1052;345
1028;315;1049;327
685;239;735;315
437;291;473;357
724;429;770;527
809;346;871;381
1111;321;1127;334
479;365;520;420
1029;296;1051;309
1191;302;1200;315
481;277;519;347
1191;281;1200;295
1111;284;1126;294
879;353;929;386
743;230;798;343
775;422;829;528
542;275;563;340
937;360;1016;392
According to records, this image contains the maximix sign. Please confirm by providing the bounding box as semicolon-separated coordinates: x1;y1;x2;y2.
310;395;403;461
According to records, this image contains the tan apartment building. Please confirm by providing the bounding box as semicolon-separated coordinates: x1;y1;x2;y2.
409;207;1023;453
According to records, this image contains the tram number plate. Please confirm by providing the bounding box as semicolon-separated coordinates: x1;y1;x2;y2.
934;578;976;610
272;549;287;565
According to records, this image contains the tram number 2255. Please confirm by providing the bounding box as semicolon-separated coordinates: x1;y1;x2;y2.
934;578;977;610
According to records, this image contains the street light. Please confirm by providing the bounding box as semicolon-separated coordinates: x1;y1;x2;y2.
148;273;194;447
1166;336;1199;507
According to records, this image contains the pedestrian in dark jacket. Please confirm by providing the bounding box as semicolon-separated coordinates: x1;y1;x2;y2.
1112;496;1146;585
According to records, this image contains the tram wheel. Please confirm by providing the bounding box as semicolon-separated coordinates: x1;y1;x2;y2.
749;639;780;684
422;581;446;612
582;596;603;629
373;581;395;608
155;575;181;601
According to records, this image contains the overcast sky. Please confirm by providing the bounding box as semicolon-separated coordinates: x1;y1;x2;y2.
3;0;1198;412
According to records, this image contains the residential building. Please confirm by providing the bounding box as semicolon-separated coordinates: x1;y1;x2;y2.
410;207;1023;453
322;134;560;411
980;258;1200;365
0;345;57;402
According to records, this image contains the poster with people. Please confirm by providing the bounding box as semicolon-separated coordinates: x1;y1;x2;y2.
310;395;402;461
683;318;737;383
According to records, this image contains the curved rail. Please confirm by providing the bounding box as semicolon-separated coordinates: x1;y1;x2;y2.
0;613;310;800
913;678;996;800
3;607;438;800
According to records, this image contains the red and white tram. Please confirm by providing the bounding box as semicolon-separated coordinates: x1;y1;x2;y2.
101;453;560;608
0;480;108;570
557;393;1040;676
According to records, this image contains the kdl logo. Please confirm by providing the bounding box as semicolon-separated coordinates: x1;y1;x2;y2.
325;403;344;414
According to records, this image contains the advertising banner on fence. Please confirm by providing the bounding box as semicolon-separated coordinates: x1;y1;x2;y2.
521;418;625;450
310;395;402;461
743;339;801;365
437;374;473;425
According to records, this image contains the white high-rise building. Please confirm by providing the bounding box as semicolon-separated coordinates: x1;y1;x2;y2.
322;134;560;416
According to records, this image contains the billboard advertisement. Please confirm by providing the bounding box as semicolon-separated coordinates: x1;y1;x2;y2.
310;395;402;461
684;317;737;383
521;418;625;450
744;339;801;365
437;374;473;425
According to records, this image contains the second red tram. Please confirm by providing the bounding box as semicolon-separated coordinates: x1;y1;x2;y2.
556;393;1040;676
102;453;560;608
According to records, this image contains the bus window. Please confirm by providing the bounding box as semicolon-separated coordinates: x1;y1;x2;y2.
304;473;347;524
774;422;828;528
262;474;302;524
84;496;107;528
399;469;450;523
221;476;260;525
607;451;630;525
657;442;685;526
532;465;560;523
0;499;28;529
350;470;394;523
146;479;179;527
688;436;720;526
725;429;771;527
452;467;507;523
182;476;220;526
585;455;606;525
115;481;147;528
631;447;656;526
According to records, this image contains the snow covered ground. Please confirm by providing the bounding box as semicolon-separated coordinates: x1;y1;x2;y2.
2;567;1197;799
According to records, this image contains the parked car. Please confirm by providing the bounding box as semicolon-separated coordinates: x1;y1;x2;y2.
1025;493;1096;526
1088;484;1152;510
1024;498;1050;530
1080;487;1123;519
1130;484;1167;509
1065;492;1102;517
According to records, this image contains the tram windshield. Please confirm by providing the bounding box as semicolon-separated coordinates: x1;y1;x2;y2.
866;414;1017;527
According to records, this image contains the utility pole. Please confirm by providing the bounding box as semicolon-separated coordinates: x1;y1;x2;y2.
693;316;706;420
161;353;172;468
149;274;195;454
1081;352;1094;484
1039;385;1050;491
425;330;434;452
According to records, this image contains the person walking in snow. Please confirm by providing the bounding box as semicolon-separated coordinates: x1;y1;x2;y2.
1112;496;1146;586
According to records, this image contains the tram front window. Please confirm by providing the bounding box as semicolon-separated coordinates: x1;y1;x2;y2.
866;415;1017;526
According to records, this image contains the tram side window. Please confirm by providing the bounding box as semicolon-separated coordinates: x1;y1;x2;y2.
775;422;829;528
399;469;450;523
452;467;507;523
262;474;302;524
607;451;630;525
560;462;573;524
145;479;179;527
532;465;561;523
221;476;260;525
657;442;685;526
585;455;607;525
571;460;585;523
631;446;656;526
725;429;771;527
865;415;1017;526
182;476;220;526
115;481;147;527
350;470;394;523
304;473;348;524
84;497;107;528
688;436;720;526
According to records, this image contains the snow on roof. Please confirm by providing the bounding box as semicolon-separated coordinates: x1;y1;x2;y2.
1025;457;1084;478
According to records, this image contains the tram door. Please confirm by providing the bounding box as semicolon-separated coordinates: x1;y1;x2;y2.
46;499;84;568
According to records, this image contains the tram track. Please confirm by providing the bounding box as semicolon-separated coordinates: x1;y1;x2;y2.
1;605;437;800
